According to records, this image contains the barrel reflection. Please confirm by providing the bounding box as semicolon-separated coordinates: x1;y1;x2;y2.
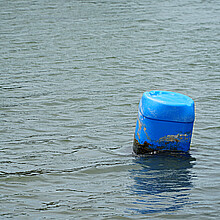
129;153;195;214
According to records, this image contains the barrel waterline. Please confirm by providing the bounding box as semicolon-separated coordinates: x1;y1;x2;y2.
133;91;195;154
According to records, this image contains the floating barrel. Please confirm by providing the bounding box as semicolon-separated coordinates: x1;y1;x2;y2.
133;91;195;154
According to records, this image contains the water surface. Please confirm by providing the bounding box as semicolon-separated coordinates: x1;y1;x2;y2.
0;0;220;219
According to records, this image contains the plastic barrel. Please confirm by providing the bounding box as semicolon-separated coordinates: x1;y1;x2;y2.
133;91;195;154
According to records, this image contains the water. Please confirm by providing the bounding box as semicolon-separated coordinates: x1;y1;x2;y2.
0;0;219;219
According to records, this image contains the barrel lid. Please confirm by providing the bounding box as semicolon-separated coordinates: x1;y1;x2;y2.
139;91;195;123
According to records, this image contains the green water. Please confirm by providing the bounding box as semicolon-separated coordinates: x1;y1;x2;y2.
1;0;220;219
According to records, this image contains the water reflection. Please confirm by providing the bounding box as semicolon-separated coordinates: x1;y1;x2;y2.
130;153;195;214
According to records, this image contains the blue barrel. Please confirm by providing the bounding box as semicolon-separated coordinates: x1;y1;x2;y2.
133;91;195;154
